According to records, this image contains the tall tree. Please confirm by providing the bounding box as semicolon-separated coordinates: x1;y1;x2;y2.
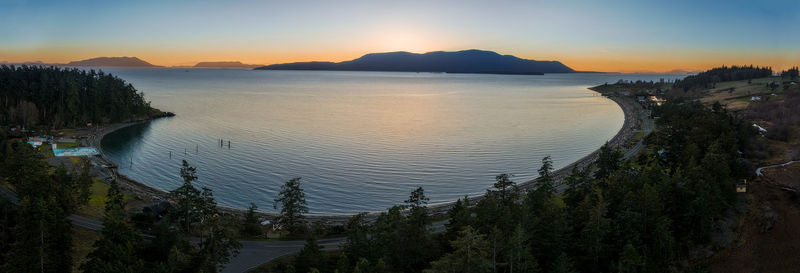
169;160;203;232
536;156;556;198
195;188;241;273
81;180;146;273
551;252;576;273
294;237;325;273
343;213;373;264
445;196;471;241
242;202;261;236
425;226;492;273
401;187;433;272
3;196;72;273
507;224;539;273
274;177;309;234
595;142;622;179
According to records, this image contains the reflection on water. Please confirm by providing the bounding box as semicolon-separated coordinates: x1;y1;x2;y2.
102;121;155;162
99;69;683;214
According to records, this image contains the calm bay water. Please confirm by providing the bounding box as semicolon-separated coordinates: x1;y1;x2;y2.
100;69;683;214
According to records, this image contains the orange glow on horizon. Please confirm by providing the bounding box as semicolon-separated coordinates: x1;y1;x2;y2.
2;47;798;73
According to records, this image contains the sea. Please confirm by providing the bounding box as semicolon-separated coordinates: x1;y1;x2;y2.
99;68;684;214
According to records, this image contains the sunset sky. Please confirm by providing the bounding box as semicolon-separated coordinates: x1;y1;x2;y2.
1;0;798;72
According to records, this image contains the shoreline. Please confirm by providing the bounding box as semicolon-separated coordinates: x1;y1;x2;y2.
91;91;644;223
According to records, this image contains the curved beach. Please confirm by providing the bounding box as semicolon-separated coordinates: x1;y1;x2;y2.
90;90;643;223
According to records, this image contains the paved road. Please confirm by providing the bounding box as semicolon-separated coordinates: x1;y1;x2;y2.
223;219;448;273
0;184;449;273
755;160;799;176
624;102;653;160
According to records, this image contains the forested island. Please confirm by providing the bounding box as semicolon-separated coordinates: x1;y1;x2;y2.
0;65;171;129
256;49;575;74
66;57;160;68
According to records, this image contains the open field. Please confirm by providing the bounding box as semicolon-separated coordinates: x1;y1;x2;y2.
75;179;137;220
699;76;785;111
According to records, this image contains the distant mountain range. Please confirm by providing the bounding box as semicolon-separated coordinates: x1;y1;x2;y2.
66;57;159;67
193;61;262;68
255;49;574;74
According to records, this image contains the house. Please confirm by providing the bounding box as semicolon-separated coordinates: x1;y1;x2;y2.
649;96;666;106
27;136;47;147
736;180;747;193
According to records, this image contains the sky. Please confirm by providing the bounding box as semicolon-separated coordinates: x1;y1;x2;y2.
1;0;799;72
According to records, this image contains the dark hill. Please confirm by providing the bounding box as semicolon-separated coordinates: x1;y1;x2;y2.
256;49;573;74
67;57;159;67
194;61;262;68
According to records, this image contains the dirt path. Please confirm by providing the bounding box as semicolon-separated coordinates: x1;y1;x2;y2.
709;163;800;273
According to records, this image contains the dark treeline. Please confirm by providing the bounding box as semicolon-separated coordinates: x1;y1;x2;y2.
674;65;773;91
594;79;669;95
0;142;241;272
0;143;91;271
781;67;799;79
0;65;157;128
271;101;755;273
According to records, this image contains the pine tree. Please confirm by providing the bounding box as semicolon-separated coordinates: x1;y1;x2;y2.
425;226;492;273
401;187;432;272
445;195;471;241
617;243;644;273
353;258;370;273
578;189;610;270
294;237;324;272
3;196;72;273
274;177;308;234
507;224;539;273
196;188;241;273
596;142;622;179
81;180;146;272
242;202;261;236
169;160;203;232
551;252;576;273
343;213;373;263
536;156;556;198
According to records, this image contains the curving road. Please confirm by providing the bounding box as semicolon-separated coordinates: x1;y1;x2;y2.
0;184;448;273
224;220;448;273
624;102;653;160
755;160;799;176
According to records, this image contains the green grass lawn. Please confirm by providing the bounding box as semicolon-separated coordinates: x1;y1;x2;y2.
78;179;134;220
714;76;778;89
56;141;79;149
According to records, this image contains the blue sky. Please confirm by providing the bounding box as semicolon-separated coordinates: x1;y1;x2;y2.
1;0;798;72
